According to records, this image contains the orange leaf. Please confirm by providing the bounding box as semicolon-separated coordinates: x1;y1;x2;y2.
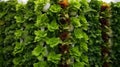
59;0;69;8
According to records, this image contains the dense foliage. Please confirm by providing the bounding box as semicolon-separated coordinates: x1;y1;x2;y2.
100;2;112;67
111;2;120;67
0;0;89;67
85;0;102;67
0;0;38;66
0;0;17;66
0;0;120;67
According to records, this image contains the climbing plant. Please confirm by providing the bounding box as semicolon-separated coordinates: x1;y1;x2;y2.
85;0;102;67
0;0;17;66
0;0;120;67
33;0;89;67
0;0;89;67
100;2;112;67
111;2;120;67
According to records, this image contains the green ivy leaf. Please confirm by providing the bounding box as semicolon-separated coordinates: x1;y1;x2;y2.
80;42;88;51
24;35;33;45
48;19;59;32
70;46;82;57
80;0;89;12
37;55;44;61
14;15;24;23
79;15;88;30
13;42;24;55
46;37;61;48
73;62;85;67
81;55;88;63
0;11;6;19
34;30;47;42
69;0;81;9
33;61;48;67
32;45;45;57
35;14;49;27
49;4;61;13
13;57;23;65
74;28;83;39
70;46;82;62
14;30;23;39
48;52;61;64
71;17;82;28
83;32;89;41
23;52;32;61
34;0;50;12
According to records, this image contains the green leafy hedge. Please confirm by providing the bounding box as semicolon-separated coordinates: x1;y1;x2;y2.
100;2;112;67
0;0;120;67
0;0;17;66
0;0;89;67
111;2;120;67
85;0;102;67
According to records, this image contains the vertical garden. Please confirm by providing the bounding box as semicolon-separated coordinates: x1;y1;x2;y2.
0;0;120;67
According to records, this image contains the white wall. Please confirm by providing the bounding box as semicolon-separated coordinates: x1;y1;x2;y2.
18;0;28;4
114;0;120;2
102;0;113;3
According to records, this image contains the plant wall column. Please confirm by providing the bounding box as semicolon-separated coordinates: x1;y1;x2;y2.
58;0;70;67
86;0;102;66
0;0;17;66
13;0;37;66
33;0;62;67
100;3;112;67
111;2;120;67
58;0;89;67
